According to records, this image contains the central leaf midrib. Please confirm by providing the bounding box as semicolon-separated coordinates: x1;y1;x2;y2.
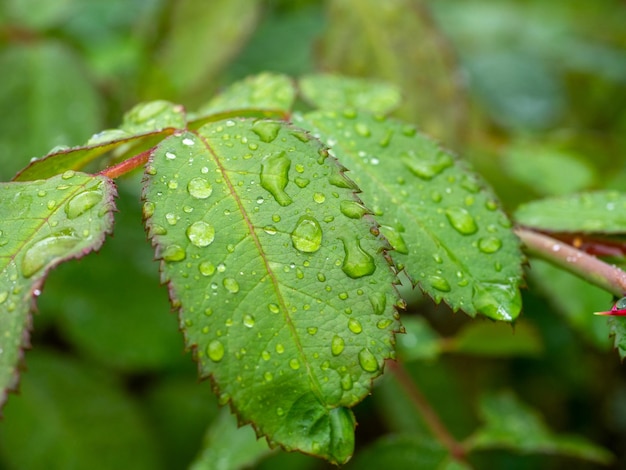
197;129;326;403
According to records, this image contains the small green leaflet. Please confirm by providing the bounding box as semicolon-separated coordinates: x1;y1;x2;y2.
515;191;626;233
142;118;401;464
297;110;523;321
0;172;116;406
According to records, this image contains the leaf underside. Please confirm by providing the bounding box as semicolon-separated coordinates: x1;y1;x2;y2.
142;118;401;463
0;172;116;407
297;110;524;321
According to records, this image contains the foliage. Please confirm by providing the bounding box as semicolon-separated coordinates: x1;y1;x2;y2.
1;0;626;469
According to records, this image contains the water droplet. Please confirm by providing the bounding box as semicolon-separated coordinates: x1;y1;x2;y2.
294;177;310;188
377;319;393;329
143;202;155;218
402;151;452;180
0;292;8;304
65;189;103;219
264;371;273;382
275;343;285;354
61;170;75;180
268;303;280;313
21;231;81;278
151;224;167;235
199;261;215;276
340;200;369;219
289;358;301;370
432;253;443;264
46;200;56;210
243;314;255;328
162;244;186;262
307;327;318;335
341;238;376;278
207;340;225;362
260;151;292;206
348;318;363;334
355;122;371;137
478;237;502;254
369;292;386;315
358;348;379;372
313;192;326;204
165;151;177;160
187;177;213;199
485;200;498;211
341;374;353;391
379;225;408;254
223;277;239;293
291;216;323;253
445;207;478;235
168;180;178;190
331;335;345;356
186;221;215;247
317;273;326;282
182;137;195;146
276;407;285;416
428;275;451;292
165;212;180;226
252;120;281;142
261;350;271;361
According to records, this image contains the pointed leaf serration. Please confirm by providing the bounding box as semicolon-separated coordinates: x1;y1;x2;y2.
298;110;524;321
0;172;116;407
142;118;401;464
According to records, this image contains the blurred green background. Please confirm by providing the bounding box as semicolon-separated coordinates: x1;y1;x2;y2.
1;0;626;468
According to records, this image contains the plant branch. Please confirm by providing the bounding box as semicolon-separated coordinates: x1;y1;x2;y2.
387;360;467;461
514;226;626;296
98;148;152;179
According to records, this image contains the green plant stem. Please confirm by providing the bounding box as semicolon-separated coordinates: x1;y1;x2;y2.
98;148;152;179
387;360;467;461
514;226;626;296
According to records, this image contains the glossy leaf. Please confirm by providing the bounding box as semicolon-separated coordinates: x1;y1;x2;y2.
0;351;160;470
194;72;296;120
298;110;524;321
515;191;626;233
190;408;272;470
468;391;613;464
0;172;116;406
299;74;401;115
142;119;401;463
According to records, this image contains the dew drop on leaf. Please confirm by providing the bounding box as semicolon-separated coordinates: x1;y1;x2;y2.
478;236;503;254
289;358;301;370
187;177;213;199
331;335;345;356
428;275;451;292
143;201;155;218
162;244;186;262
291;216;323;253
252;120;281;143
275;343;285;354
64;189;103;219
223;277;240;294
340;200;369;219
348;318;363;334
445;207;478;235
379;225;409;254
402;151;453;180
341;238;376;279
243;314;255;328
21;232;81;278
341;374;353;391
358;348;379;372
369;292;387;315
207;340;225;362
186;221;215;247
260;151;292;206
199;261;215;276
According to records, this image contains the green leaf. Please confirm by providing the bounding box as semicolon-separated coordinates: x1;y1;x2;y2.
120;100;187;135
297;110;524;321
515;191;626;233
526;259;611;350
194;73;296;120
445;321;543;357
190;408;273;470
0;351;160;470
299;74;401;115
317;0;466;142
344;435;471;470
468;391;613;464
607;316;626;360
0;42;103;181
142;119;401;464
0;172;116;407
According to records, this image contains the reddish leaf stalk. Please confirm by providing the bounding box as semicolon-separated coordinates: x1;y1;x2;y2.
98;148;153;179
387;360;467;461
514;226;626;297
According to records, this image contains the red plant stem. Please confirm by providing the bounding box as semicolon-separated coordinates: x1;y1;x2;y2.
98;148;153;179
387;360;467;461
515;226;626;296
